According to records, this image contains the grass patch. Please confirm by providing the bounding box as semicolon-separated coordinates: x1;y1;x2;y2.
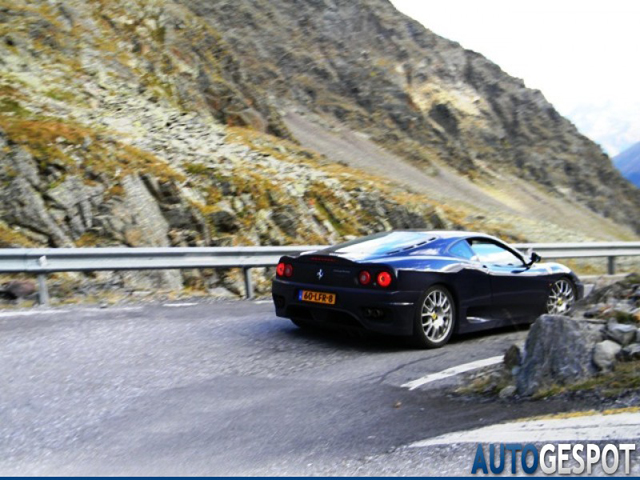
456;367;512;396
535;360;640;399
75;232;101;247
44;88;78;103
0;115;93;165
0;222;36;247
0;114;185;184
184;162;210;176
0;98;31;117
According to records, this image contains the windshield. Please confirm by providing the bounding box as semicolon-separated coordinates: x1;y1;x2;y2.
323;231;437;256
469;241;524;267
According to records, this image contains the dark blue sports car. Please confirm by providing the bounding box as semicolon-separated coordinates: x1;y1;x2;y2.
272;230;584;348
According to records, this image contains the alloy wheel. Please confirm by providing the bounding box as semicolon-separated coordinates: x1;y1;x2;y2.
421;289;454;343
547;279;575;314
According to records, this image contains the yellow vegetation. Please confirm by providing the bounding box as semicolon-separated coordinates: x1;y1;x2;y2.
0;222;36;247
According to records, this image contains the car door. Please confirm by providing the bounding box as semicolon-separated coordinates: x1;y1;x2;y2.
467;238;547;320
447;239;494;321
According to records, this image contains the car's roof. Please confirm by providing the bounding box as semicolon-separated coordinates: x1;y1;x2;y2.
387;230;494;241
310;230;515;262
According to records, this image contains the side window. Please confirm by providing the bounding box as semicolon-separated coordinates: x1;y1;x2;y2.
449;240;475;260
469;241;524;267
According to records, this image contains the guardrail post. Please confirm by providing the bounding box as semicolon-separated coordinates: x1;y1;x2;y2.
243;267;253;300
37;274;49;306
607;256;616;275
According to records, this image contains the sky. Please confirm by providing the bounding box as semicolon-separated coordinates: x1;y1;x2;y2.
390;0;640;156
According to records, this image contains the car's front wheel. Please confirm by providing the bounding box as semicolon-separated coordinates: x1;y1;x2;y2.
412;285;456;349
546;278;576;315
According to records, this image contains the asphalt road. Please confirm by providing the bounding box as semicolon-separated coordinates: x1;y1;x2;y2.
0;300;596;475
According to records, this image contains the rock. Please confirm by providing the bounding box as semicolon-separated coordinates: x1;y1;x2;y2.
387;206;428;229
47;176;104;237
503;344;522;371
583;304;605;319
0;280;36;299
232;108;267;132
499;385;517;399
272;206;300;236
593;340;622;371
163;205;199;230
620;343;640;362
120;269;182;291
120;175;171;247
254;209;287;245
208;286;236;298
607;322;637;346
1;177;72;247
209;209;240;234
516;315;601;396
117;175;181;290
637;328;640;344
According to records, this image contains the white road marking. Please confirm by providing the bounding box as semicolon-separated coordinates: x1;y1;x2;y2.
0;306;145;318
79;306;144;312
163;303;199;307
402;355;503;390
0;309;71;318
253;300;271;304
410;411;640;447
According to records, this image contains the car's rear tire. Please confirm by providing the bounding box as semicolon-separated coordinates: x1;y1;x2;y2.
412;285;456;349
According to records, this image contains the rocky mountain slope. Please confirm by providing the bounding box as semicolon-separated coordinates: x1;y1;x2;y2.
0;0;638;294
179;0;640;234
614;142;640;187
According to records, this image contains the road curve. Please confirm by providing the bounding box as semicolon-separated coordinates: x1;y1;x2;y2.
0;300;594;475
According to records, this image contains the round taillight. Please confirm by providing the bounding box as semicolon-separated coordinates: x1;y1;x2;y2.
358;270;371;285
377;271;392;288
276;262;285;277
284;264;294;277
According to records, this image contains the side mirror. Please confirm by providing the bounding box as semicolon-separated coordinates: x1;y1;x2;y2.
525;248;541;266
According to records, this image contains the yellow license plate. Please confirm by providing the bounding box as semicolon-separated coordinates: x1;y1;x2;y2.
299;290;336;305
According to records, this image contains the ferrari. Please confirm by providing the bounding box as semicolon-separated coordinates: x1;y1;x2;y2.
271;230;584;348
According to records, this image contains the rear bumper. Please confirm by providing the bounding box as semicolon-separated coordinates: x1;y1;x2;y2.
272;278;420;336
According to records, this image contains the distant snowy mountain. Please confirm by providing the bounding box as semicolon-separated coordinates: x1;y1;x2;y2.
614;142;640;187
566;102;640;156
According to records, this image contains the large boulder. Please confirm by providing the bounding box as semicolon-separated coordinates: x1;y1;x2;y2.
516;315;602;396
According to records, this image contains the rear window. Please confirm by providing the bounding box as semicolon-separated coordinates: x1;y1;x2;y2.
449;240;475;260
324;231;437;256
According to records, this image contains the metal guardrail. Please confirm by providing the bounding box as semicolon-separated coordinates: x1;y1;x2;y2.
515;242;640;276
0;242;639;305
0;246;324;304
